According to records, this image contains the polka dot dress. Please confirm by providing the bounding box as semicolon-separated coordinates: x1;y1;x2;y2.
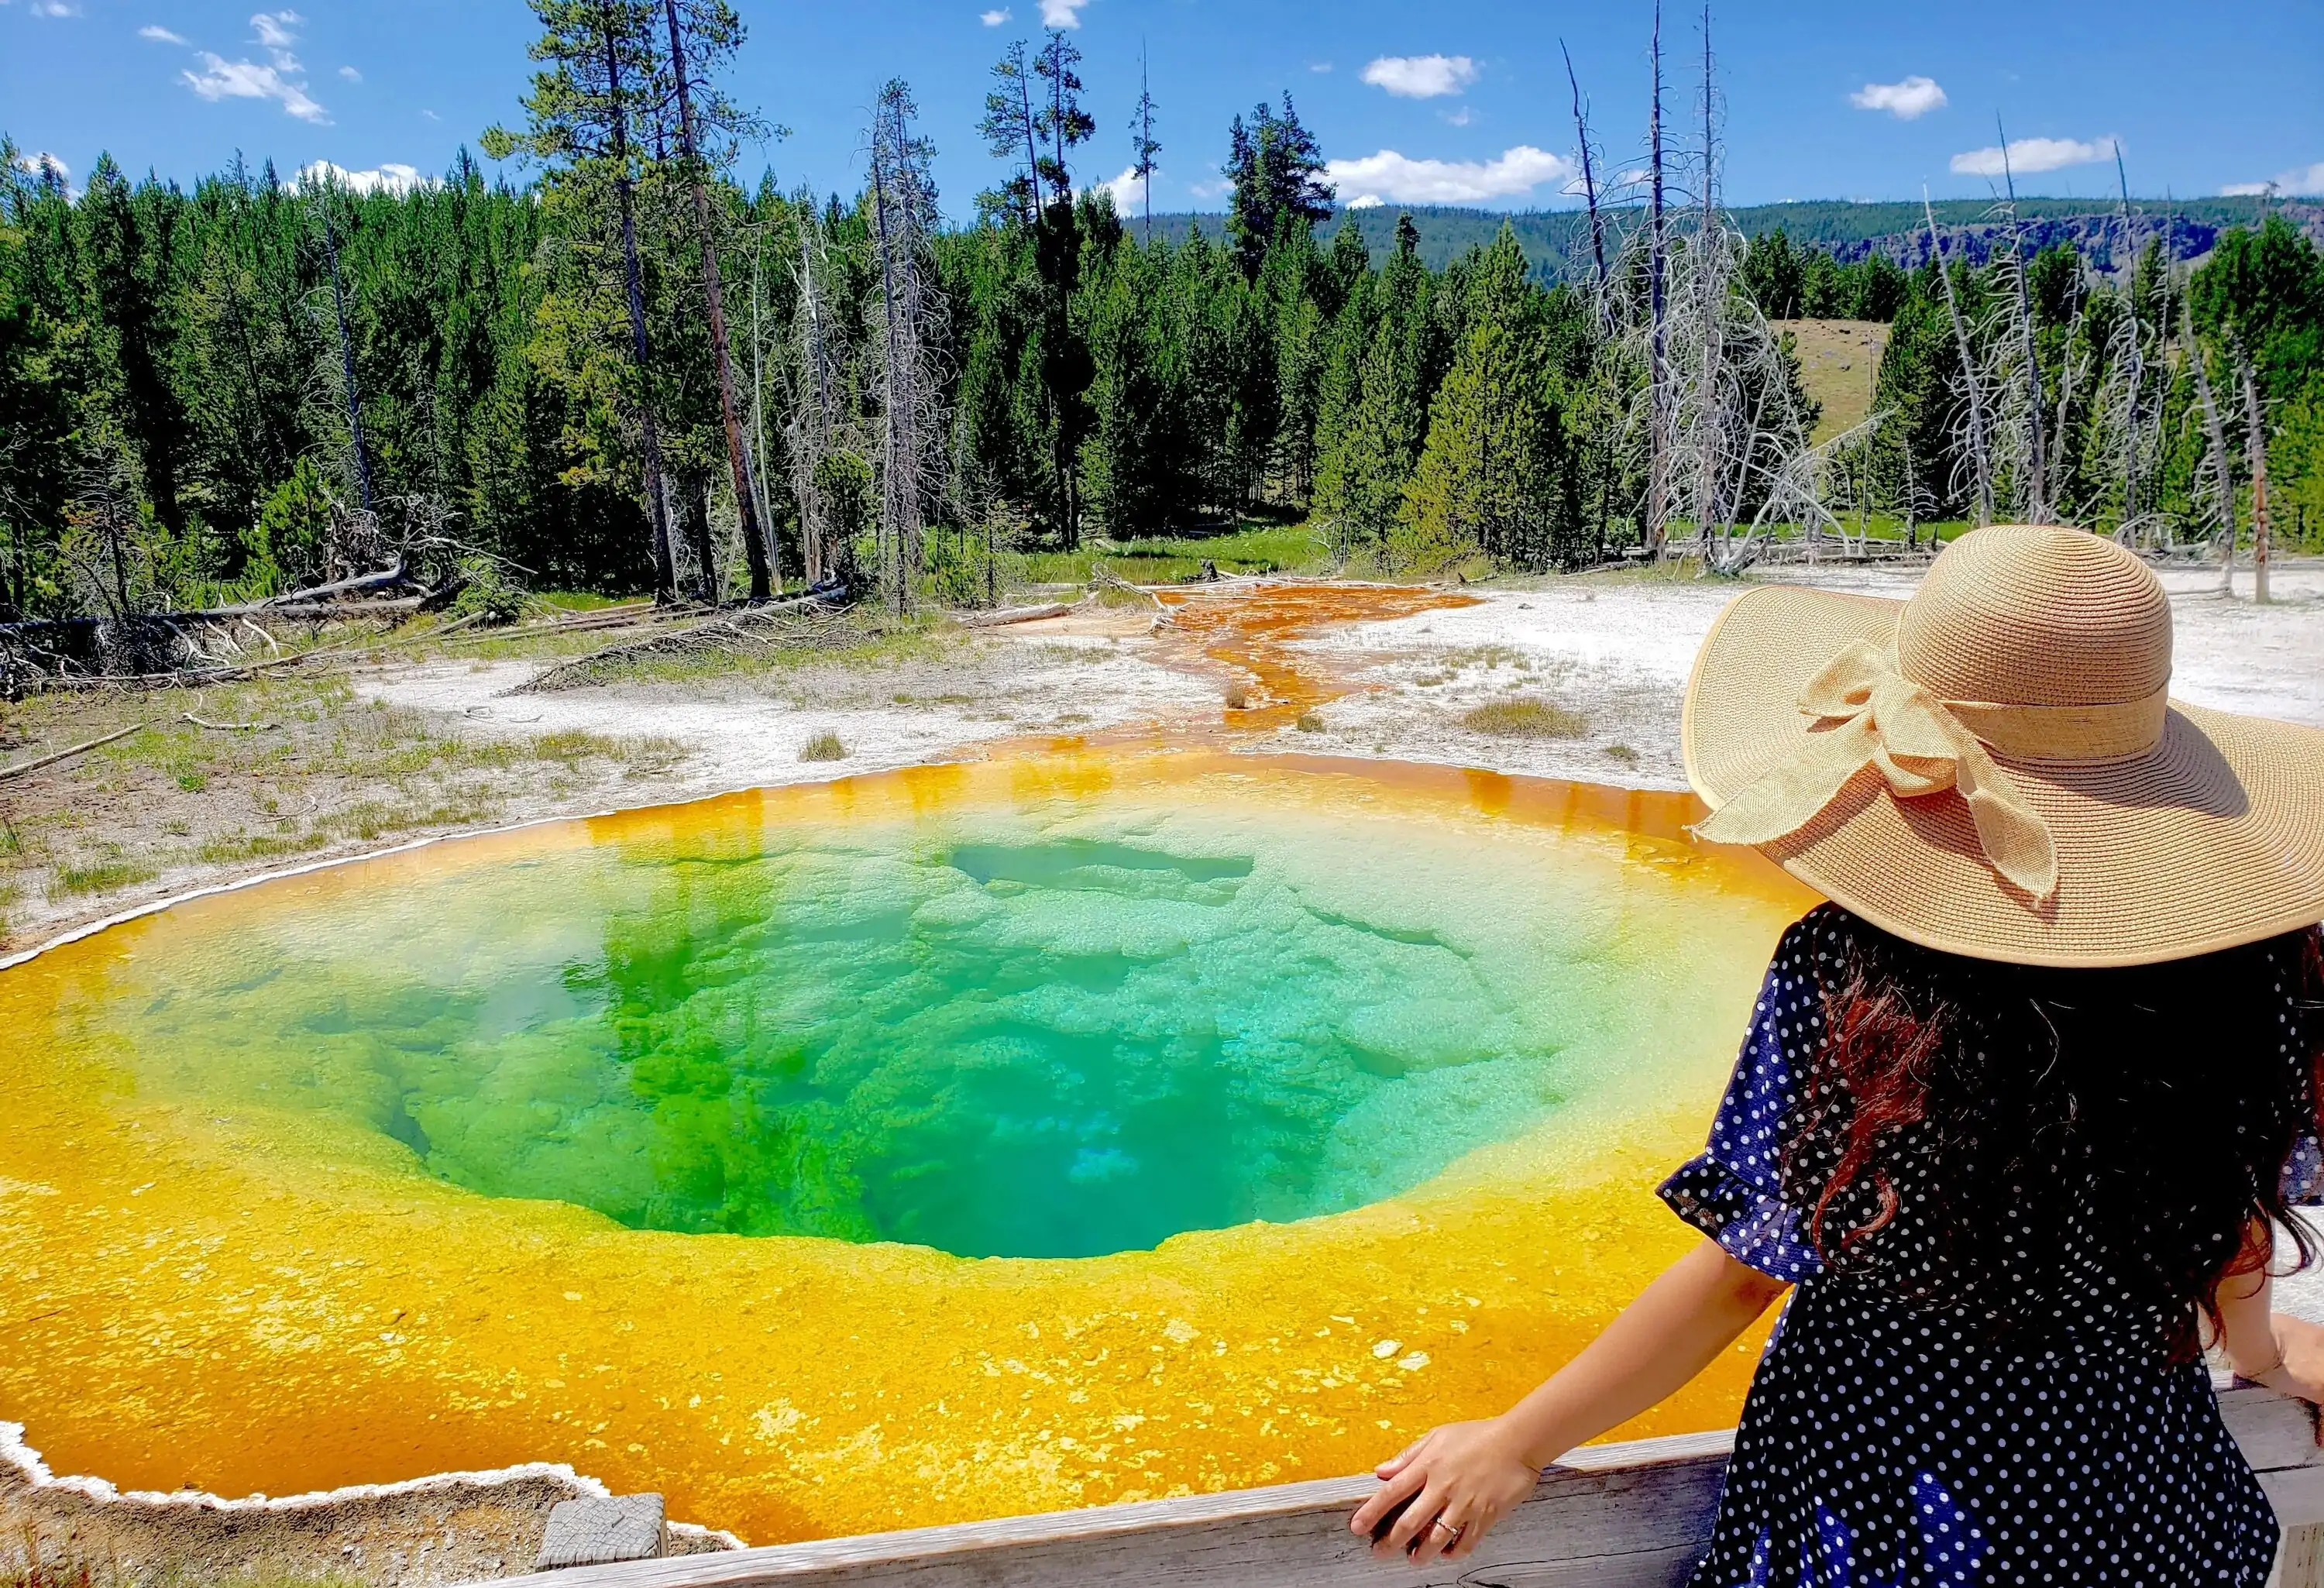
1659;909;2292;1587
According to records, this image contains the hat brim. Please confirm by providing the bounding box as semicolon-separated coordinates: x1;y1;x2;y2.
1681;586;2324;968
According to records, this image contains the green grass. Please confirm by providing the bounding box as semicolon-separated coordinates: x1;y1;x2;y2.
1295;710;1325;733
799;730;848;762
536;589;636;611
1017;522;1336;587
50;855;161;899
1460;698;1590;740
1604;743;1641;765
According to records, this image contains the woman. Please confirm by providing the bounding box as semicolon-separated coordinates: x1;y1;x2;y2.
1352;525;2324;1584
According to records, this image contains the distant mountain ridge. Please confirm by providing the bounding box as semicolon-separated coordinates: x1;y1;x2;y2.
1135;197;2324;284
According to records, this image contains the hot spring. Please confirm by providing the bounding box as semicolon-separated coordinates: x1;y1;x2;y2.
0;750;1813;1542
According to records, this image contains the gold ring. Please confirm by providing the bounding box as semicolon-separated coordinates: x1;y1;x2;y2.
1432;1518;1464;1539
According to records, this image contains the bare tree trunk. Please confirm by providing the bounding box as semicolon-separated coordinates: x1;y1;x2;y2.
1561;40;1608;297
2113;148;2146;539
871;153;905;612
684;476;718;597
599;6;678;603
2183;300;2238;594
1646;0;1669;555
749;246;778;564
662;0;774;600
1996;125;2051;522
1902;438;1920;550
1692;3;1721;557
2242;355;2272;603
319;198;376;517
1925;191;1993;526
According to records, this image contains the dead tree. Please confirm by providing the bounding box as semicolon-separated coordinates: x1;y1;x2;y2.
1687;3;1725;560
1992;125;2051;521
747;236;780;560
658;0;776;600
309;184;377;517
2241;356;2274;603
786;197;844;587
1646;0;1671;554
2109;148;2150;540
1562;40;1609;299
866;81;946;614
2181;295;2240;593
1924;191;1995;525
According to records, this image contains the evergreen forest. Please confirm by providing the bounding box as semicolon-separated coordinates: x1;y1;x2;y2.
5;0;2322;629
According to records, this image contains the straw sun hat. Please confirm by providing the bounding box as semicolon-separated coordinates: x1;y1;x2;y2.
1683;523;2324;968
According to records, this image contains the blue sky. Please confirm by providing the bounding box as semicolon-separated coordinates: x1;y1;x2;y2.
5;0;2321;213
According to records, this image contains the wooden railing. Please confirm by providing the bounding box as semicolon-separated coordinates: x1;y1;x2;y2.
477;1375;2324;1587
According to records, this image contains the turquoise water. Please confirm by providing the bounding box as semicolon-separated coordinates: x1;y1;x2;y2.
77;788;1716;1260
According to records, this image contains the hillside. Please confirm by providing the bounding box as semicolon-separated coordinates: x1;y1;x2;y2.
1774;319;1893;443
1143;197;2323;284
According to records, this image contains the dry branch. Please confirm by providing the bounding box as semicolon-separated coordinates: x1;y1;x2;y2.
0;723;148;782
515;594;853;693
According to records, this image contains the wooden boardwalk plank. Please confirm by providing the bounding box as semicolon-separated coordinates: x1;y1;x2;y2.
472;1384;2322;1587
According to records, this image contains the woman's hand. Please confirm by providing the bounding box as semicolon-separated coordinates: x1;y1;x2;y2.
1346;1418;1542;1567
2269;1314;2324;1404
1341;1241;1786;1569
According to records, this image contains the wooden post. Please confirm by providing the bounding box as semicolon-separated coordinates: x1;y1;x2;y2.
470;1376;2324;1588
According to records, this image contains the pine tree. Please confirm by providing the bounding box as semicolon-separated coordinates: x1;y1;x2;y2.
1223;95;1334;279
1395;227;1563;569
658;0;777;599
484;0;683;601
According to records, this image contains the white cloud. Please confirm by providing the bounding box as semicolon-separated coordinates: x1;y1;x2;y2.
1309;62;1332;74
2222;160;2324;198
338;64;361;81
292;160;423;195
1442;106;1474;128
250;9;300;50
1949;134;2118;177
1037;0;1085;25
1345;194;1384;210
978;6;1008;22
139;23;187;42
1088;166;1147;211
30;2;81;15
183;51;328;122
1360;54;1477;99
1849;75;1946;120
1326;145;1574;206
179;9;327;120
11;150;71;180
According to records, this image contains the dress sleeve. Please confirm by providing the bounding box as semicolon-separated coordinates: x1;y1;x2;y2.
1657;927;1825;1284
2284;1135;2324;1207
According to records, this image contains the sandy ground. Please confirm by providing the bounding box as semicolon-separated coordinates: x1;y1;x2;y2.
2;555;2319;1583
362;564;2323;806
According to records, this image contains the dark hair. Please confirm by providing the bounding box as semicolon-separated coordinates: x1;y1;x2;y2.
1782;907;2324;1363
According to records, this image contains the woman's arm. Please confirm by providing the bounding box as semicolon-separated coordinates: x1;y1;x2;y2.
1348;1237;1790;1566
2215;1220;2324;1402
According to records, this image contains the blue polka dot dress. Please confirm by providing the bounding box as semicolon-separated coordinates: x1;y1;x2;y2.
1659;908;2299;1587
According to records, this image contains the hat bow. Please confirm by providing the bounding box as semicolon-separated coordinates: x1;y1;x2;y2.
1694;639;2060;901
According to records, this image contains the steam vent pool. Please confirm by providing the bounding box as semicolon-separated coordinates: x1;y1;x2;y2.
0;750;1815;1543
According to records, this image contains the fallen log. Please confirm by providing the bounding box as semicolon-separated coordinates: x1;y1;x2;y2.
516;593;850;693
954;598;1088;628
0;722;148;782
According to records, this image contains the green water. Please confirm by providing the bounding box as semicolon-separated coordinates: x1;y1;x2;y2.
74;792;1718;1259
